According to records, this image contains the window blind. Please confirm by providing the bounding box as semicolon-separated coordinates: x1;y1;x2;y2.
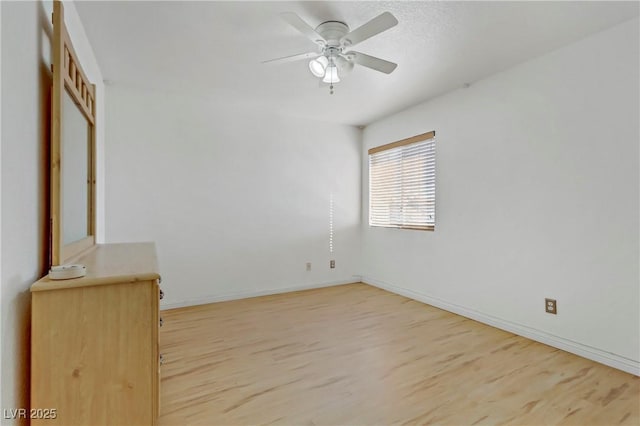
368;131;436;231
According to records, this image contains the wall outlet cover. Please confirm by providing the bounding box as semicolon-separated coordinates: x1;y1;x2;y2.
545;298;557;315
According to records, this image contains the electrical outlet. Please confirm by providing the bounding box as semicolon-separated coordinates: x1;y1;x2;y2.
306;262;311;271
545;298;557;315
330;260;335;269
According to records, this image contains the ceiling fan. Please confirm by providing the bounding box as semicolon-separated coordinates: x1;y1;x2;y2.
263;12;399;94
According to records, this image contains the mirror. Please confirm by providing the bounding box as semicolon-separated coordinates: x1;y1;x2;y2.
50;1;97;265
61;89;91;245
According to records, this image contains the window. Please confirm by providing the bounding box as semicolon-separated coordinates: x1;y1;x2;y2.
368;131;436;231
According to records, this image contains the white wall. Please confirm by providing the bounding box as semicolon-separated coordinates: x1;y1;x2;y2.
0;0;103;418
104;86;362;308
361;18;639;374
0;0;3;411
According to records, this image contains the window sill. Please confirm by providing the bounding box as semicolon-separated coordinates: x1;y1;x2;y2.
369;225;434;232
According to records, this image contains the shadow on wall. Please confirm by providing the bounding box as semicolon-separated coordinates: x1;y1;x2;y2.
39;0;52;274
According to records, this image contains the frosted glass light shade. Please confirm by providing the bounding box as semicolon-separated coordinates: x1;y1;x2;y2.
309;56;329;77
322;65;340;83
335;55;354;74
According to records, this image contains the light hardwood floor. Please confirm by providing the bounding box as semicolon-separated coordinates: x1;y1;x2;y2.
158;283;639;425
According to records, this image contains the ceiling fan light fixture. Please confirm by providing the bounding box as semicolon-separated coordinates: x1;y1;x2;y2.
335;55;354;74
268;11;399;95
309;56;328;77
322;65;340;83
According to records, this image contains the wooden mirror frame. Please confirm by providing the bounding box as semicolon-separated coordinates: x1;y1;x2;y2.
51;1;97;266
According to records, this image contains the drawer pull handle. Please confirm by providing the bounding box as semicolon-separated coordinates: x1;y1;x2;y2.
159;317;163;327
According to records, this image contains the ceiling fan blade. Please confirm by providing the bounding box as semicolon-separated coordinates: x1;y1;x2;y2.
349;51;397;74
341;12;398;47
280;12;326;46
262;51;319;64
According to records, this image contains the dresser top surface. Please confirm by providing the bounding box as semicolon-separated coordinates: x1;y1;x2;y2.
32;242;160;292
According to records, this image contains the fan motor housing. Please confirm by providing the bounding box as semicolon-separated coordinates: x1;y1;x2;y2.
315;21;349;46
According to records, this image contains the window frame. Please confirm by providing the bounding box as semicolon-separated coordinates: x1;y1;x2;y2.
368;131;436;232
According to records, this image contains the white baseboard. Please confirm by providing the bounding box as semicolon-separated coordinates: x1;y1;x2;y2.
160;277;360;311
363;276;640;376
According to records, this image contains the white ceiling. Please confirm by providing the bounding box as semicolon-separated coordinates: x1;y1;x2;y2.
75;1;639;127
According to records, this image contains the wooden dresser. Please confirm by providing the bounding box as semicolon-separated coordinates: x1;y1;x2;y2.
31;243;162;425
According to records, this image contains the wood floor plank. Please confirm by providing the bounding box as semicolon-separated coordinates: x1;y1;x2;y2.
158;283;639;425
